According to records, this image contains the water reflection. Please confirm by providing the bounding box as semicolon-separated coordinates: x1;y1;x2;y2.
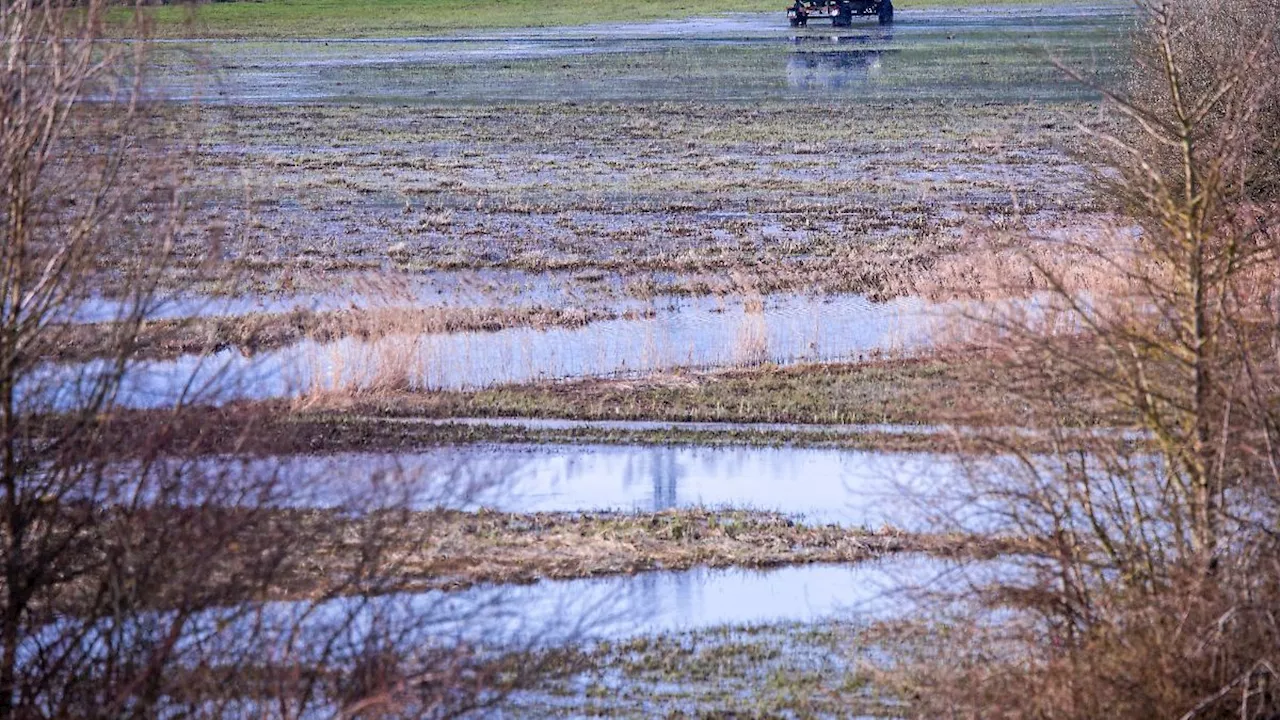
787;49;893;88
500;444;949;524
194;444;954;526
648;447;680;511
787;30;895;89
33;292;937;408
219;556;957;646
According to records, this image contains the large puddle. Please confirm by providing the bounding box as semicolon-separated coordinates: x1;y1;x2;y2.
292;293;933;392
40;292;943;407
164;444;953;526
333;556;954;640
186;556;960;652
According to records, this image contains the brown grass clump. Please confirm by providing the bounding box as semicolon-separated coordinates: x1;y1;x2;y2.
189;508;1009;598
909;222;1138;304
46;303;616;362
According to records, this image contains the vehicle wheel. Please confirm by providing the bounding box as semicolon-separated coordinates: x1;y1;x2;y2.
878;0;893;24
790;16;802;26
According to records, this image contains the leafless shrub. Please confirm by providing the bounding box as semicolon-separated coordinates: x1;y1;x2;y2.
908;224;1135;303
1122;0;1280;205
893;1;1280;718
0;2;595;716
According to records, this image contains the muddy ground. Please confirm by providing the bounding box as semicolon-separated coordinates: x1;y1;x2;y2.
512;620;898;717
181;101;1101;298
130;5;1128;305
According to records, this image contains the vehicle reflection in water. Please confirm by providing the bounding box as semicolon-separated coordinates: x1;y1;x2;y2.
787;31;896;89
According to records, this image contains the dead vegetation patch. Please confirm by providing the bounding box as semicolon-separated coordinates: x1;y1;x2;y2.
313;352;1109;429
144;507;1013;602
45;303;624;362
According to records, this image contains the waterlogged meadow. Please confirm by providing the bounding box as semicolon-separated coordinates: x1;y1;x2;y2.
26;0;1157;715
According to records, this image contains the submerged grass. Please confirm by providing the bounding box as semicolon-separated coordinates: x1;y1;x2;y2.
171;100;1096;297
508;620;901;717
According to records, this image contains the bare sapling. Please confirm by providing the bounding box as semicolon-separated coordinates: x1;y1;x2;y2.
891;0;1280;717
1;2;598;716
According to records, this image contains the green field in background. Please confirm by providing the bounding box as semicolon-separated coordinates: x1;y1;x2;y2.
123;0;1093;39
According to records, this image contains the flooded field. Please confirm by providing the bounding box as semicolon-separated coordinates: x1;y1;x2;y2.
156;5;1126;103
170;96;1105;300
22;0;1145;714
107;2;1130;306
140;556;962;713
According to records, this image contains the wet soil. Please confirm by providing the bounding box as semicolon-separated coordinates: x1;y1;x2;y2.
509;620;892;716
125;4;1128;304
168;100;1108;302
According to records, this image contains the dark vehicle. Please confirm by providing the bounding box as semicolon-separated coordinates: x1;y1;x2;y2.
788;0;893;26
